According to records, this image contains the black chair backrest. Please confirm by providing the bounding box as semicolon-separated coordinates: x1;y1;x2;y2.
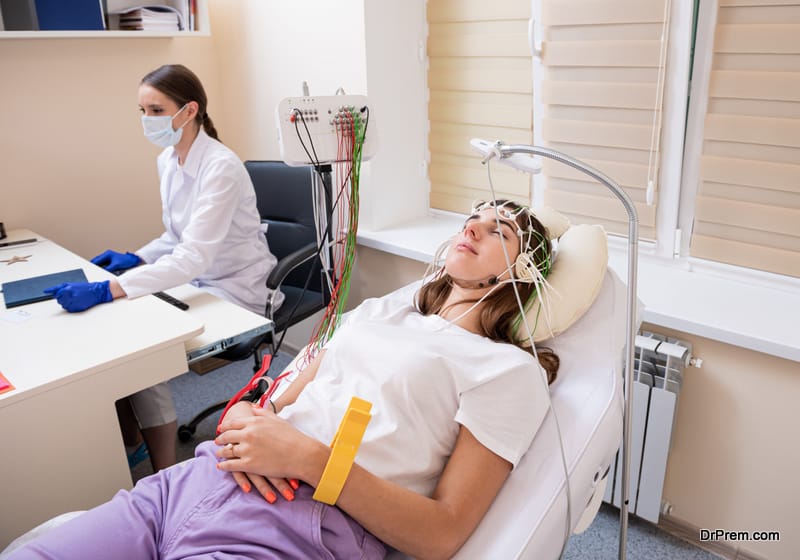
244;160;329;293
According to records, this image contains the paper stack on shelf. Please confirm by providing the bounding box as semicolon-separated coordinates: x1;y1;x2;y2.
106;0;189;31
116;6;182;31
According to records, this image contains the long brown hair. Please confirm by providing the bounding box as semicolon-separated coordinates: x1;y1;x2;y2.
141;64;221;142
415;200;559;384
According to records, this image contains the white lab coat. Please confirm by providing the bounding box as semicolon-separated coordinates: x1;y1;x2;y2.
118;130;282;316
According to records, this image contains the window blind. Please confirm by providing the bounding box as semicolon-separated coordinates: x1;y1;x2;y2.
538;0;668;240
427;0;533;214
690;0;800;278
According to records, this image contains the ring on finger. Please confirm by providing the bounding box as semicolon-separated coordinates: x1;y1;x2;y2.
225;442;236;457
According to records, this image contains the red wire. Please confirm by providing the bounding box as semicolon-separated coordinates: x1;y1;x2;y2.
216;354;272;430
256;369;294;408
219;111;364;419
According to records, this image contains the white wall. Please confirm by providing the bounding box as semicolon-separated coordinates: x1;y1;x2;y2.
207;0;431;350
211;0;430;233
208;0;368;162
206;0;371;350
361;0;429;230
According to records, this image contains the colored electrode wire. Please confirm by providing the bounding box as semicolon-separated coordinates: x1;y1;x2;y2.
275;106;369;358
216;353;273;429
266;112;343;358
217;105;368;427
296;106;367;371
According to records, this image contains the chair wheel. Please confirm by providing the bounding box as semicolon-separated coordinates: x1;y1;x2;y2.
177;424;195;442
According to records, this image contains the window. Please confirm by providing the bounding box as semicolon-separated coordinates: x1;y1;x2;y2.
683;0;800;277
427;0;533;214
427;0;800;280
536;0;669;241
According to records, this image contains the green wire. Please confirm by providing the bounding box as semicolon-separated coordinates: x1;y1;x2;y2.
306;110;367;357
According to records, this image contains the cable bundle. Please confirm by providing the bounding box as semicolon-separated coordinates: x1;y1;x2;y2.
217;106;369;424
297;106;368;370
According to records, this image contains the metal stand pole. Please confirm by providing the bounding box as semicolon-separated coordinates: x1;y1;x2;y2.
488;143;639;560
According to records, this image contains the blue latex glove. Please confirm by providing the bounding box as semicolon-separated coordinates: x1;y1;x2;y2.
90;250;142;273
43;281;113;313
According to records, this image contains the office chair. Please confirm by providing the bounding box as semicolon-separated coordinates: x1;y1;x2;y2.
177;160;333;442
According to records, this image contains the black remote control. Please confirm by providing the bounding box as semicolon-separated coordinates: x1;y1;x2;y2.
153;291;190;310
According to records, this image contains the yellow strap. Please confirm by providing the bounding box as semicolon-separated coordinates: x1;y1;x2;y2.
312;396;372;505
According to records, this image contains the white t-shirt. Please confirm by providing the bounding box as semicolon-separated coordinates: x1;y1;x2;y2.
279;293;551;497
118;130;282;315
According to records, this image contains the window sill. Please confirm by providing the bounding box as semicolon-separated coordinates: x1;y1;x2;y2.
357;215;800;363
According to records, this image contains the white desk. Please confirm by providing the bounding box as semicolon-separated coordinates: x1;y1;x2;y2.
0;230;271;547
165;284;272;364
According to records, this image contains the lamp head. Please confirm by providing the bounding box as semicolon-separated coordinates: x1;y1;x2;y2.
470;138;543;175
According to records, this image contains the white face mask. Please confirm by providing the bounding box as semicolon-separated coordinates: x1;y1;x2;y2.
141;104;189;148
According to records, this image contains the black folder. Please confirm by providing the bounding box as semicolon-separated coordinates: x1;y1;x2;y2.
2;268;88;308
0;0;39;31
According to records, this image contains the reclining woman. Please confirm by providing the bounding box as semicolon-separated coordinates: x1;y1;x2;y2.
9;199;559;560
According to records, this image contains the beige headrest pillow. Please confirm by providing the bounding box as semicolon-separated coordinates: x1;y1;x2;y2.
517;208;608;344
535;206;571;240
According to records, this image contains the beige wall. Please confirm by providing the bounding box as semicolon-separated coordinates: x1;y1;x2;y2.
2;2;798;559
0;36;222;259
653;324;799;559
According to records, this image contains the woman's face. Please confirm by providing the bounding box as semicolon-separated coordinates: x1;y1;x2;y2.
137;84;193;127
445;207;522;286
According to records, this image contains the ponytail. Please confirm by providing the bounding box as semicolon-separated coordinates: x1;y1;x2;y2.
202;112;220;142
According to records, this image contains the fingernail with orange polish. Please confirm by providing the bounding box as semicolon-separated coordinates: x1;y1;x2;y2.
289;479;300;490
265;491;277;504
242;483;251;493
283;489;295;502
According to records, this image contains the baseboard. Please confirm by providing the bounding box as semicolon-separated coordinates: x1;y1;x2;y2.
188;342;293;376
188;356;231;375
658;514;769;560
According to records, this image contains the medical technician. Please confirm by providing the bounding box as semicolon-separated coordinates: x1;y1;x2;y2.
45;64;283;471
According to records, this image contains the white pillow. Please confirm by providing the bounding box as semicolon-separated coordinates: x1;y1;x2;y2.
518;209;608;343
535;206;571;240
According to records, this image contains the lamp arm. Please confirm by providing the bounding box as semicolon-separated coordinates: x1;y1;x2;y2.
492;142;639;560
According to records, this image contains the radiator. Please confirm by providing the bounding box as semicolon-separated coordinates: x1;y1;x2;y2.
603;330;695;523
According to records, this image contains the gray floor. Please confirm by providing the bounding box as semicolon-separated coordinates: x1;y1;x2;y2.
565;504;721;559
131;353;721;560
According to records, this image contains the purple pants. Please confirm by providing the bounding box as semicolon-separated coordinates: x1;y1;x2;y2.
10;441;386;560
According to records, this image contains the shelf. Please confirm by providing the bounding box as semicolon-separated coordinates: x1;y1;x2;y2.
0;30;209;38
0;0;209;39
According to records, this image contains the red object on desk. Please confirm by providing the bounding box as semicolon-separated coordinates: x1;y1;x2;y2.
0;371;14;395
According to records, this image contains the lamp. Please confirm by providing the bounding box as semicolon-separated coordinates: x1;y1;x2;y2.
471;139;639;560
